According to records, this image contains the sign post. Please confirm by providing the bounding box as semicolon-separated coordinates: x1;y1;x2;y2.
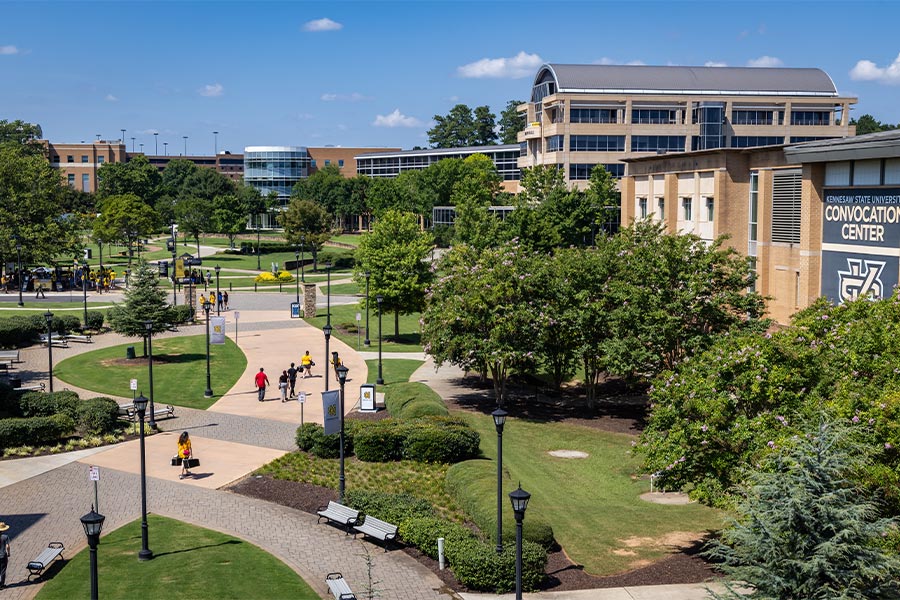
355;312;361;348
291;302;301;319
234;311;240;345
89;465;100;512
298;391;306;426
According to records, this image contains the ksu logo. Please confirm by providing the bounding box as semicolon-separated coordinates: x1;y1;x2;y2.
838;258;886;302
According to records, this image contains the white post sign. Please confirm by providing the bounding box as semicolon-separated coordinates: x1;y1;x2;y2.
297;391;306;404
89;465;100;481
130;379;138;391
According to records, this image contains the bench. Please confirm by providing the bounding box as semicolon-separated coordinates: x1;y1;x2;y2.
121;404;175;422
325;572;356;600
0;350;20;363
15;383;46;393
27;541;64;580
316;501;360;534
39;333;68;348
353;515;398;551
67;333;93;343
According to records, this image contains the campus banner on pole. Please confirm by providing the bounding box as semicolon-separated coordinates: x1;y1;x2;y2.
210;316;226;345
322;390;340;435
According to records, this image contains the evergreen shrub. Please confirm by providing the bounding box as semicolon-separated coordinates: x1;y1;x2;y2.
345;490;433;524
0;413;76;449
76;397;120;435
85;311;105;330
19;390;80;419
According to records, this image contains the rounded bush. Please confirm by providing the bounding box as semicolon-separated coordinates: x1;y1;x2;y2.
276;271;294;282
0;413;76;449
85;311;105;330
76;397;120;435
399;516;475;559
0;315;43;347
19;390;80;419
385;382;448;419
345;490;433;525
353;421;406;462
294;422;348;458
448;538;546;593
255;272;278;283
170;304;193;324
401;421;480;463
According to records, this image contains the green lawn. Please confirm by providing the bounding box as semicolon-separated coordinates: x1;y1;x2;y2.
305;304;422;353
55;335;246;409
365;358;424;385
36;515;318;600
328;282;362;296
201;248;353;274
460;413;723;576
329;234;363;247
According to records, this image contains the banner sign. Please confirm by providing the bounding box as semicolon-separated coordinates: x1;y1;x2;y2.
322;390;340;435
175;259;185;280
210;317;226;344
821;187;900;303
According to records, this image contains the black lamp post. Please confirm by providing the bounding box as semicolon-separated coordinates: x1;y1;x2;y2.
45;310;54;393
143;320;157;431
170;221;177;307
98;240;104;296
300;235;306;283
326;261;332;327
492;408;508;554
294;246;300;304
133;394;153;561
203;299;213;397
82;263;89;329
376;294;384;385
509;484;531;600
80;508;106;600
363;272;371;347
256;214;261;271
337;363;349;502
15;241;23;307
323;323;332;392
215;264;221;316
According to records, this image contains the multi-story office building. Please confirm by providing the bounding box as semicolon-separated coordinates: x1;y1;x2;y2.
518;63;857;190
45;140;128;193
145;153;245;182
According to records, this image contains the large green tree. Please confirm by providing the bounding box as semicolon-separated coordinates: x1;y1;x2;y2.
498;100;526;145
278;198;332;270
472;105;497;146
0;119;44;155
93;194;160;265
850;114;899;136
211;193;249;249
450;154;503;249
355;209;433;336
428;104;478;148
107;261;174;355
96;154;162;203
174;196;214;255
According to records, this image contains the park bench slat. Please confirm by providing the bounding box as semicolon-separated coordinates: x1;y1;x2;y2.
27;541;64;580
353;515;398;551
325;572;356;600
316;501;360;534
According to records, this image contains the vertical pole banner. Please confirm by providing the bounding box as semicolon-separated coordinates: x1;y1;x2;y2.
322;389;340;435
210;316;226;345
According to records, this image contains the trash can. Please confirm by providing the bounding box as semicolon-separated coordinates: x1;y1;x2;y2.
126;346;136;360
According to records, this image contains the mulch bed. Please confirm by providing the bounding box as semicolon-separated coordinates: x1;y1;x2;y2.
226;369;722;591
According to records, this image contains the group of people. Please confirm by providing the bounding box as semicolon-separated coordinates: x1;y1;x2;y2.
198;291;229;312
253;350;320;402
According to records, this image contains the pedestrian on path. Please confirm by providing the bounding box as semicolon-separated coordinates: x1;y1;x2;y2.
287;363;298;397
254;368;270;401
278;370;289;402
301;351;313;378
217;291;224;312
35;280;46;298
199;293;206;307
177;432;193;479
223;290;229;310
331;351;342;380
0;522;9;589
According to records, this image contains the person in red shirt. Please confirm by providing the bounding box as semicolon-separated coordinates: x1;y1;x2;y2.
254;368;270;402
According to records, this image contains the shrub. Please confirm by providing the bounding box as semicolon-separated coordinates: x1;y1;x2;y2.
345;490;433;525
0;381;19;417
0;413;76;449
85;311;105;330
276;271;294;282
76;397;120;435
170;304;193;324
19;390;81;419
448;537;546;593
255;272;278;283
294;422;348;458
296;422;321;451
0;315;43;347
401;420;480;463
353;420;406;462
399;516;475;559
385;382;448;419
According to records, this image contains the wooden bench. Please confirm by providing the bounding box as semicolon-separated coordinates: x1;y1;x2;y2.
0;350;20;363
67;333;93;343
316;501;360;534
27;541;64;580
121;404;175;422
15;383;46;393
325;572;356;600
353;515;398;551
39;333;68;348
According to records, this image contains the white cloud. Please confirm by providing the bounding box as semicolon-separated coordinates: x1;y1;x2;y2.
105;94;118;102
850;53;900;84
303;18;342;32
592;57;645;66
199;83;224;97
373;109;422;128
457;51;543;79
747;56;783;68
0;45;19;55
625;60;646;66
705;61;728;67
320;92;371;102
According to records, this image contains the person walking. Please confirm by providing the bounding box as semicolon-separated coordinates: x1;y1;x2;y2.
287;362;298;398
223;290;229;310
35;280;46;298
217;291;224;313
177;431;193;479
301;351;313;378
254;367;269;402
278;370;289;402
199;292;206;307
0;522;9;589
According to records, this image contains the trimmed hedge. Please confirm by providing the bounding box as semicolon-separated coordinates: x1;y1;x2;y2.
294;422;351;459
345;490;433;525
171;304;194;324
0;413;76;449
0;316;44;348
353;420;406;462
446;460;555;548
85;311;105;330
76;397;120;435
351;417;480;464
19;390;81;419
30;314;81;335
0;381;18;417
385;382;448;419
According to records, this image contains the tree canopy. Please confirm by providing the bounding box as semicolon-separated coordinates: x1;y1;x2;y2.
93;194;160;265
96;154;162;203
498;100;526;145
107;261;174;346
428;101;523;148
850;113;899;136
278;198;332;269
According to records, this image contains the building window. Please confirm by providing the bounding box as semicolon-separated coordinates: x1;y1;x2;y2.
852;159;881;186
81;155;89;163
338;159;344;168
790;136;836;143
790;110;831;126
706;197;714;222
631;109;677;124
749;257;758;292
570;135;625;152
97;155;104;164
67;155;74;163
731;136;784;148
682;197;692;221
82;174;90;192
657;197;665;218
749;172;759;257
547;135;565;152
570;108;616;124
67;174;75;187
639;198;648;219
732;110;773;125
324;160;331;166
771;169;801;244
631;136;685;153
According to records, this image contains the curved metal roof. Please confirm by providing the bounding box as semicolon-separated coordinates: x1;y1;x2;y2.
536;63;839;97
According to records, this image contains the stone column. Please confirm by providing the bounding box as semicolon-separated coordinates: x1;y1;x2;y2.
303;283;317;318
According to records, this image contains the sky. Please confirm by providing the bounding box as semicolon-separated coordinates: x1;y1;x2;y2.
2;0;900;155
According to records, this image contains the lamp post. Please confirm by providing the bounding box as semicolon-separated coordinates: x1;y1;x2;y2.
130;137;135;152
376;294;384;385
363;272;371;347
493;408;508;554
213;130;218;155
170;221;177;307
82;264;89;332
509;485;531;600
337;364;349;502
143;320;157;431
45;310;54;393
15;240;23;307
133;394;154;561
120;128;126;145
323;324;332;392
300;235;306;282
80;508;106;600
183;135;188;156
154;132;158;155
256;214;261;270
294;246;300;304
215;264;221;316
326;261;332;327
203;300;213;397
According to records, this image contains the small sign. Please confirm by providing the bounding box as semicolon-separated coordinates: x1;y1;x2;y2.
130;379;138;391
356;312;361;322
89;465;100;481
290;302;301;319
234;311;240;320
360;384;376;412
297;391;306;404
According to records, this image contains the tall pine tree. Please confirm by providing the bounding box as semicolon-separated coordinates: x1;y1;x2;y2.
107;261;174;356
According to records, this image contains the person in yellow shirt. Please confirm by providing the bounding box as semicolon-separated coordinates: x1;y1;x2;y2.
301;350;313;378
177;431;193;479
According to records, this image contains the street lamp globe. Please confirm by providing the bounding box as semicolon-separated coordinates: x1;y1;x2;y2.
492;408;508;433
509;484;531;519
337;364;349;384
80;508;105;538
134;393;149;414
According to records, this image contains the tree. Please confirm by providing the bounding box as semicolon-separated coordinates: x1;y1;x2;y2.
292;164;349;222
0;119;44;155
428;104;477;148
211;193;249;248
182;166;235;201
451;154;503;249
174;196;214;255
850;114;899;136
498;100;526;145
473;105;497;146
107;261;174;355
502;165;570;251
93;194;159;265
355;210;433;336
706;417;900;600
96;154;161;203
278;198;332;270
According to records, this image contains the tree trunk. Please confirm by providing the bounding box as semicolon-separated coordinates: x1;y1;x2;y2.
394;311;399;337
196;236;201;257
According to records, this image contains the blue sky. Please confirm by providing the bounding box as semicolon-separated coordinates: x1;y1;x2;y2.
2;0;900;154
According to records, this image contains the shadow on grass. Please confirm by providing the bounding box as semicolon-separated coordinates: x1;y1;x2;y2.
153;539;241;558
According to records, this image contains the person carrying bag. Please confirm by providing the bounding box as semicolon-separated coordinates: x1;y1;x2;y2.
177;431;199;479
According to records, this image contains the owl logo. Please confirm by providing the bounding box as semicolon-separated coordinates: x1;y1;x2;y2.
327;404;337;417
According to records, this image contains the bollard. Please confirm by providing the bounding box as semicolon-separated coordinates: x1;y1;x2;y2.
437;537;445;570
229;282;232;291
254;282;257;292
279;282;282;292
